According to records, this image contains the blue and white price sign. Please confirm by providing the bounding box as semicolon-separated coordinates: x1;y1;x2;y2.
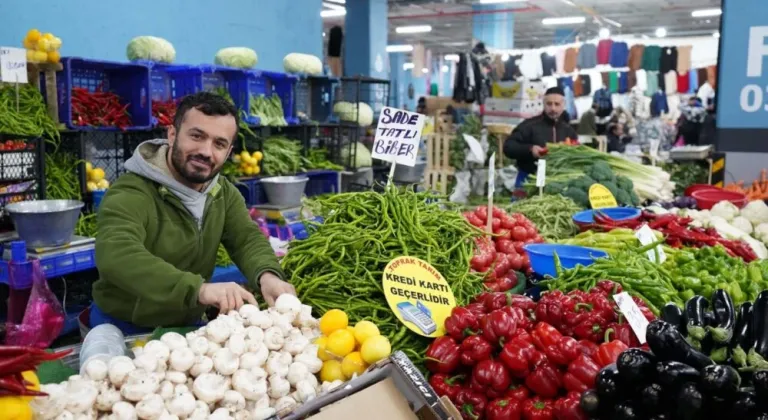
717;0;768;151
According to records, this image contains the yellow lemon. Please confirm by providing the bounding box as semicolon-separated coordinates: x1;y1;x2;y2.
341;352;367;379
21;371;40;402
240;151;252;161
252;151;263;160
34;51;47;63
314;336;333;361
244;166;254;176
85;162;93;172
50;37;62;50
86;181;98;192
23;38;34;49
319;309;348;335
90;168;105;182
42;33;54;41
47;50;60;63
232;154;241;163
36;38;50;52
26;29;41;43
0;395;32;419
360;335;391;364
353;321;380;345
320;360;345;383
97;179;110;189
326;329;355;358
252;165;261;175
26;50;36;63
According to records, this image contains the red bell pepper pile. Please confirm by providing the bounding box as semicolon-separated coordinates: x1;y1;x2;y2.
71;87;132;130
425;281;656;420
0;345;71;396
464;206;545;292
152;99;178;127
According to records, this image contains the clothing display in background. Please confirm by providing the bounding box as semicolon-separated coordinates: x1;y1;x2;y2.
688;70;699;94
660;47;678;74
502;54;523;81
609;41;629;68
641;45;662;71
628;70;637;89
589;72;603;91
541;52;557;76
677;72;690;94
578;43;598;69
698;82;716;108
577;108;598;135
657;71;665;94
581;74;592;96
635;69;648;92
697;68;709;88
706;65;717;88
601;72;610;89
593;88;613;117
520;50;544;79
573;75;584;96
677;45;692;74
664;71;678;95
618;72;629;93
628;86;649;120
493;55;505;80
453;53;485;104
597;39;614;65
650;91;669;117
609;72;619;92
564;85;577;120
635;117;676;150
645;71;659;96
555;49;566;74
564;47;579;73
628;44;645;70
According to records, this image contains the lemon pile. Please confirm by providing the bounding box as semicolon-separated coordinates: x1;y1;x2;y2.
85;162;110;192
0;371;40;420
315;309;392;383
23;29;63;64
232;150;262;176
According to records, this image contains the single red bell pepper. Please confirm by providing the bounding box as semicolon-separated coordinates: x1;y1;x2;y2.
461;336;494;366
425;336;461;374
535;292;574;331
472;359;512;397
465;302;488;318
429;374;464;401
531;322;563;352
456;388;488;420
445;307;481;341
553;392;588;420
586;292;617;322
486;397;522;420
524;362;562;399
607;319;639;347
592;280;622;296
595;329;629;367
505;383;530;402
482;309;518;347
573;314;609;342
543;336;582;366
522;396;554;420
578;340;599;358
502;306;534;332
500;338;538;378
564;354;600;391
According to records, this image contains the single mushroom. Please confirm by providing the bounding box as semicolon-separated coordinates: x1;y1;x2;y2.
160;332;188;351
274;395;298;412
65;378;99;414
107;357;136;388
133;353;161;373
164;371;187;385
239;304;260;321
232;369;268;401
94;385;122;412
165;389;196;418
111;401;138;420
143;341;171;363
192;373;229;404
120;370;161;402
189;356;213;377
209;408;234;420
220;390;247;412
205;319;231;344
263;327;285;351
135;393;165;419
226;333;247;356
82;359;108;381
212;348;240;376
187;336;209;356
169;348;196;372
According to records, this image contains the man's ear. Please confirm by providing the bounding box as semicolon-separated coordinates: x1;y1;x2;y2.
167;125;176;144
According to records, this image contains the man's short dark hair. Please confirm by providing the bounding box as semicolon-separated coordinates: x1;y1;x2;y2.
545;87;565;96
173;91;240;134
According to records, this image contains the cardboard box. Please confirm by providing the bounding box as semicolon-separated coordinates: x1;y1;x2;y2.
273;351;460;420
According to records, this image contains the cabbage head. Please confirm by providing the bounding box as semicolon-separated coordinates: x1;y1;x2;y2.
283;53;323;75
214;47;258;69
333;101;374;127
126;36;176;64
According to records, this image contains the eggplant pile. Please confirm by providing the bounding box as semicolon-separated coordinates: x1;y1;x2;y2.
661;289;768;370
581;317;768;418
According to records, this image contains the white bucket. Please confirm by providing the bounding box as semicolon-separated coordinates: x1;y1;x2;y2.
79;324;127;375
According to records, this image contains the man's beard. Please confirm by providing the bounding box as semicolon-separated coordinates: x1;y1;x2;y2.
170;139;220;185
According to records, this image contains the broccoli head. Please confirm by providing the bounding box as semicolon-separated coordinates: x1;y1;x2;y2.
587;162;616;183
601;181;620;198
629;190;641;206
563;188;590;208
568;176;597;191
614;189;632;206
543;182;567;195
616;175;634;192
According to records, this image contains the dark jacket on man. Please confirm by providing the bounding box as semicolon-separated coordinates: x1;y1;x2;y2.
504;113;578;174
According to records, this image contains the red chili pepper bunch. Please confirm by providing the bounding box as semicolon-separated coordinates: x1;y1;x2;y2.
71;87;132;130
465;206;545;292
152;99;178;127
0;345;71;397
425;281;655;420
579;211;643;232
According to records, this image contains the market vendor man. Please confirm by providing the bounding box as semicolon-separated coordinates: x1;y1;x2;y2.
90;92;295;334
503;86;577;188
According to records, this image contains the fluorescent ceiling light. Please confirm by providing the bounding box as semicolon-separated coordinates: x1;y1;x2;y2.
655;27;667;38
445;41;468;46
323;2;344;10
560;0;576;5
396;25;432;34
478;0;527;4
444;54;460;61
422;68;429;74
641;34;650;39
403;63;415;70
387;44;413;53
501;54;510;62
325;0;345;3
321;9;346;18
542;16;586;25
713;31;720;38
603;18;622;28
322;32;326;37
441;65;449;73
599;28;610;38
692;8;721;17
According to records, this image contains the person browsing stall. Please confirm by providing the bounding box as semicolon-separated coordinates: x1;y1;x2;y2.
503;87;578;187
91;92;294;333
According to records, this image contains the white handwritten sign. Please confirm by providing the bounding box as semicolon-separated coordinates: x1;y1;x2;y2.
612;292;650;344
0;47;28;84
372;106;425;167
488;153;496;198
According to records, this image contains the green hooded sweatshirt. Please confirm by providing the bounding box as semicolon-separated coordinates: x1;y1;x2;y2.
93;139;284;327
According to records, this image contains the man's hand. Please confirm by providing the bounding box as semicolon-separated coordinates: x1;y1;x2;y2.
199;282;257;313
260;272;296;306
531;145;545;158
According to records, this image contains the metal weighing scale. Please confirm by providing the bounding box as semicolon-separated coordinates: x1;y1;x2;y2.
249;204;316;226
0;232;95;261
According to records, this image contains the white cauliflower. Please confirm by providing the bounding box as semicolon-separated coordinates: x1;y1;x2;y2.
755;223;768;245
732;216;754;234
711;201;740;221
742;200;768;227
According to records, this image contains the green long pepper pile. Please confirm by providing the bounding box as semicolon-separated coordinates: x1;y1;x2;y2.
0;84;59;142
282;187;485;365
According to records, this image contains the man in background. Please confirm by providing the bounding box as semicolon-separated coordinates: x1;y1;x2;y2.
504;87;578;187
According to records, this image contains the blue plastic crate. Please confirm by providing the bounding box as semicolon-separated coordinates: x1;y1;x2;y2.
147;63;204;102
236;70;298;125
0;246;96;284
52;57;152;130
211;265;246;284
305;170;339;197
234;177;267;207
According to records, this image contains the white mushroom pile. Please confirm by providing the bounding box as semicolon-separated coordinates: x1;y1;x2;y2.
32;295;345;420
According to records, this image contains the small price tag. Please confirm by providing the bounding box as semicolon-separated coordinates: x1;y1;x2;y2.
535;159;547;188
0;47;28;83
488;153;496;198
462;134;486;163
612;292;649;344
635;223;666;263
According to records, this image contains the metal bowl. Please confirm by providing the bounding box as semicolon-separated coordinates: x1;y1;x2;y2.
5;200;84;247
393;161;427;184
260;176;309;207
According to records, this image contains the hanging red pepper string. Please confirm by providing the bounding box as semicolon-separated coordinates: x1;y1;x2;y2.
0;345;71;397
71;87;133;130
152;99;178;127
